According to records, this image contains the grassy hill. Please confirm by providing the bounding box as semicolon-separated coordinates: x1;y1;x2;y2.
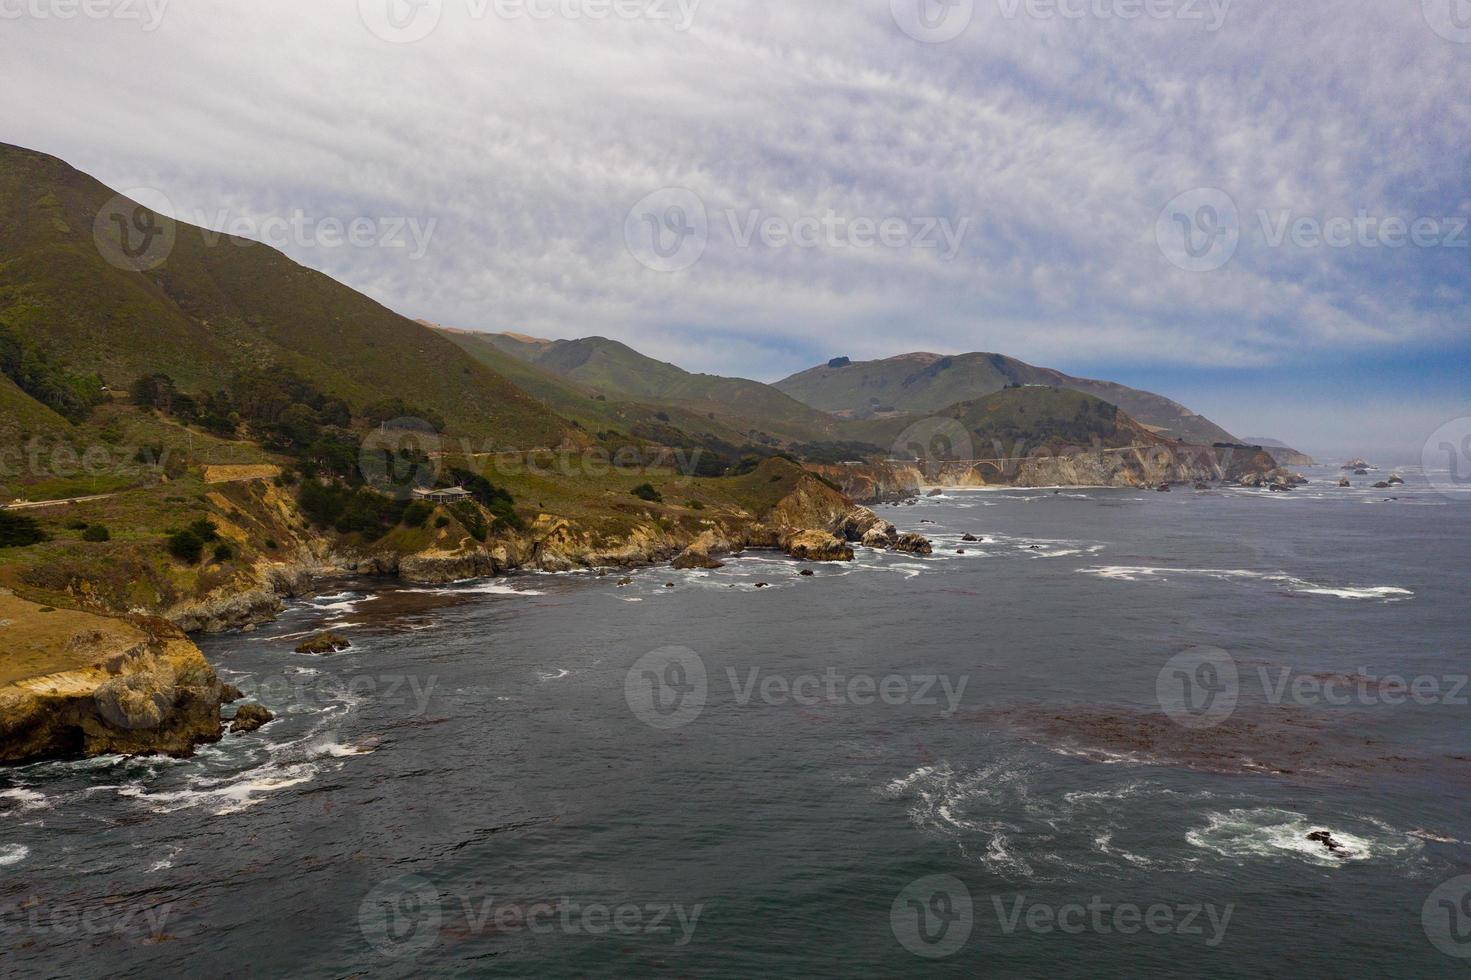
468;332;851;444
776;351;1238;445
0;143;575;448
430;323;766;450
860;385;1164;460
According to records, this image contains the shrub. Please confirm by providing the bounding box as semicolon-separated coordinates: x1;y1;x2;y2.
631;483;663;503
449;500;488;542
188;518;219;543
0;512;48;548
65;519;89;530
401;500;434;528
434;515;450;529
265;538;279;550
686;499;705;510
82;525;111;542
213;543;235;562
168;529;203;563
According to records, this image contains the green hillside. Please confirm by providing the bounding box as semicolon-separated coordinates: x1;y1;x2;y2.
0;143;575;448
866;386;1162;460
432;325;762;449
776;351;1238;445
480;333;849;444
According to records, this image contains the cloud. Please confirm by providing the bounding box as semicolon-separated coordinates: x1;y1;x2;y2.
3;0;1467;398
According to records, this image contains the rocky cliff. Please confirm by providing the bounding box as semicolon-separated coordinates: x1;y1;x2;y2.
0;592;233;763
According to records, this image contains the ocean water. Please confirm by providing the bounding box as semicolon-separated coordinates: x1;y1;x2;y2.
3;465;1470;977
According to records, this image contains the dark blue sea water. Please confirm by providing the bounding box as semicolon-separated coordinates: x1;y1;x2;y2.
3;465;1470;977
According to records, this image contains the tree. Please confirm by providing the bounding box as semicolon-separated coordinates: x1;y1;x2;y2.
0;512;47;548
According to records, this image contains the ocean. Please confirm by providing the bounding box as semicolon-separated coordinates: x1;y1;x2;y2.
3;465;1469;977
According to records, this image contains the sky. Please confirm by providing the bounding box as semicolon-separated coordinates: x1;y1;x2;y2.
4;0;1469;459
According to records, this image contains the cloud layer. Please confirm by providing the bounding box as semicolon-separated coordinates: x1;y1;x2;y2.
4;0;1468;450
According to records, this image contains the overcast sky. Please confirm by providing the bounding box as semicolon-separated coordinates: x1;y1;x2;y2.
5;0;1469;457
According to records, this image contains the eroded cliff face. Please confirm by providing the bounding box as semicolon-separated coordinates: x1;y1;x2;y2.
0;593;229;764
816;444;1286;500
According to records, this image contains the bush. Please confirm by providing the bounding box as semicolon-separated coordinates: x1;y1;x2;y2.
401;500;434;528
0;512;48;548
434;515;450;529
188;518;219;543
631;483;663;503
65;519;89;530
686;499;705;510
265;538;279;550
449;500;488;542
168;529;203;563
82;524;111;542
213;543;235;562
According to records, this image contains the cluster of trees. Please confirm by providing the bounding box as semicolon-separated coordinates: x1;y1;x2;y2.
0;511;48;548
167;518;232;564
0;324;107;423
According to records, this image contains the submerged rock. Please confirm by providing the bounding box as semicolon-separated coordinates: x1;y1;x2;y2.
672;548;724;570
1306;830;1346;854
962;533;979;542
1338;478;1352;488
295;632;351;655
229;703;274;734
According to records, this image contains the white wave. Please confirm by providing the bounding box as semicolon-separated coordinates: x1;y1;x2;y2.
535;668;571;682
118;762;322;817
1186;808;1418;867
0;788;49;813
1079;566;1412;601
401;580;545;596
0;843;29;866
